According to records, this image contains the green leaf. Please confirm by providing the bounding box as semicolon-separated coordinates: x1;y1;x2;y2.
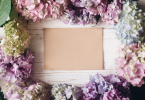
0;0;2;6
92;15;100;27
9;3;19;21
108;0;113;3
0;0;11;26
95;15;100;25
0;88;7;100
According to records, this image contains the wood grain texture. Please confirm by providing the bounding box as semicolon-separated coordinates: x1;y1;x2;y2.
27;19;114;29
32;63;116;86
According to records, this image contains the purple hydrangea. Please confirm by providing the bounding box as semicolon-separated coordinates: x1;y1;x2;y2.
82;81;99;100
82;73;131;100
0;47;34;83
105;74;130;98
90;73;113;94
61;2;97;25
100;89;130;100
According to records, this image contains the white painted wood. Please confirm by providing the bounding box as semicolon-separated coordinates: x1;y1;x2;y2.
27;19;114;29
0;28;5;38
32;63;116;86
28;30;44;63
103;29;121;69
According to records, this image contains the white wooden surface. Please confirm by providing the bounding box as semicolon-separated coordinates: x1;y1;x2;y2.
28;23;120;86
0;1;145;86
28;29;119;86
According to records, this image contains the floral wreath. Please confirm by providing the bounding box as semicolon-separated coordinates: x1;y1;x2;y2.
0;0;145;100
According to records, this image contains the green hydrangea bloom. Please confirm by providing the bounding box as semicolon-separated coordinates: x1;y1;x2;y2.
1;19;30;57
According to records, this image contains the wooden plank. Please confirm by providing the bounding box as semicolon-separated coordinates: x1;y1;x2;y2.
103;29;121;69
32;63;116;86
29;30;44;63
0;28;5;38
27;19;114;29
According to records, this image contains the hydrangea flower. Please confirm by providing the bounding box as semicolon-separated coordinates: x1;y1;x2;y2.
115;43;145;87
48;0;67;19
22;81;50;100
90;73;113;94
15;0;66;21
114;1;145;44
82;81;99;100
99;0;122;25
82;73;130;100
61;3;97;25
100;89;130;100
49;2;62;18
71;0;106;15
1;19;30;57
51;83;82;100
15;0;51;22
0;47;34;83
1;82;25;100
105;74;130;98
71;0;93;8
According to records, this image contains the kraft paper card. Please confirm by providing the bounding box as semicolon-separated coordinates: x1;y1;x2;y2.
43;28;103;70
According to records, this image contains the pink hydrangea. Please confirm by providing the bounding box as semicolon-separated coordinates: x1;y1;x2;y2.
15;0;52;22
115;43;145;87
0;47;34;83
97;0;108;15
15;0;66;21
23;81;50;100
98;0;122;25
49;1;63;19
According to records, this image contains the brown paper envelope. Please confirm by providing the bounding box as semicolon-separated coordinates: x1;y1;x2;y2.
43;28;103;70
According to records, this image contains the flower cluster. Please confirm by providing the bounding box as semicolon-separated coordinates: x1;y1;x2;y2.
1;19;30;57
1;80;49;100
81;81;99;100
114;1;145;44
15;0;123;24
101;89;129;100
1;82;26;100
115;43;145;87
61;2;97;25
51;83;82;100
15;0;51;22
22;81;50;100
0;47;34;83
15;0;66;22
61;0;123;25
99;0;122;25
82;74;130;100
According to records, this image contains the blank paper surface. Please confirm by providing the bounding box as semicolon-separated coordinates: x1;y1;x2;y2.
43;28;103;70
